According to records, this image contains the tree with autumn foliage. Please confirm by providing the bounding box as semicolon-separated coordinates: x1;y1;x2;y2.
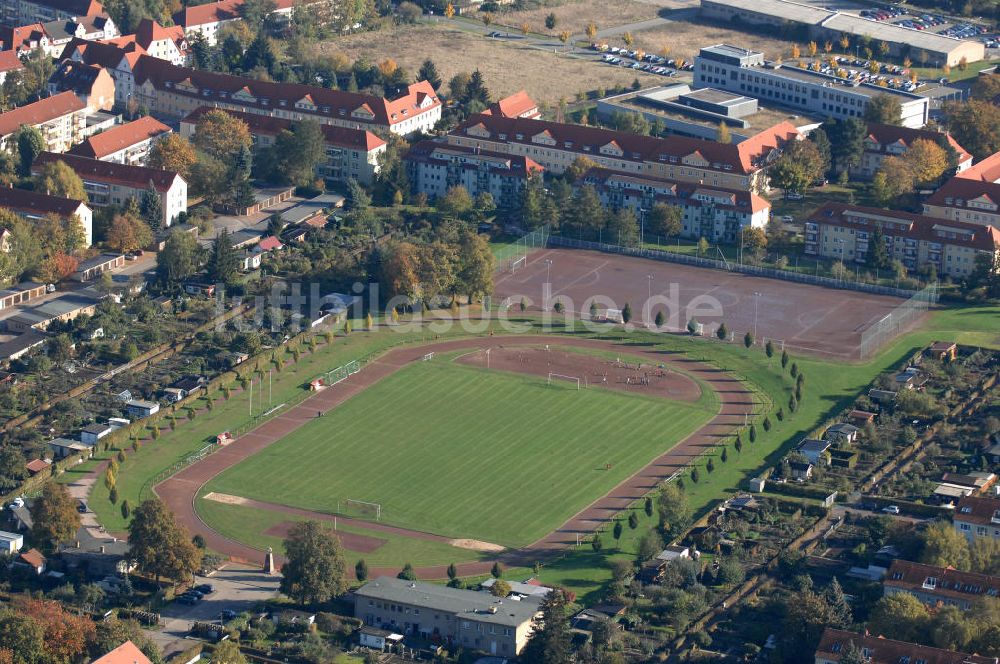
31;482;80;553
36;253;78;284
34;160;87;201
106;212;154;254
148;133;197;181
15;597;96;664
192;109;252;161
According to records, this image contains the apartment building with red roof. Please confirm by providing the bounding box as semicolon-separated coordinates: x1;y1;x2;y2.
105;18;187;66
58;37;146;107
0;49;23;85
850;123;973;181
578;167;771;244
954;495;1000;543
47;59;115;111
0;186;93;245
0;90;87;152
483;90;541;120
405;140;543;207
923;177;1000;230
804;201;1000;279
956;151;1000;184
447;113;799;193
129;57;440;137
0;0;105;27
883;559;1000;610
173;0;296;45
32;151;187;227
179;106;386;185
815;628;997;664
69;115;170;165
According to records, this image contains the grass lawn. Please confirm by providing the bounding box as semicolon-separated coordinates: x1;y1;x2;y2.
195;500;484;568
200;355;717;547
80;323;483;534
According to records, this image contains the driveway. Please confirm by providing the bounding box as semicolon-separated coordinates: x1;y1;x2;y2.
148;564;281;649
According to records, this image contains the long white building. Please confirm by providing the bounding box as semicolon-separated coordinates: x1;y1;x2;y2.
695;44;930;128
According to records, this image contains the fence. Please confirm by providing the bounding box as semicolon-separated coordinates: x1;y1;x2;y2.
493;226;550;272
859;282;939;359
546;235;924;299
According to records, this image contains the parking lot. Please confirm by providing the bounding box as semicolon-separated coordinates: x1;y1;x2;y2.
148;564;280;650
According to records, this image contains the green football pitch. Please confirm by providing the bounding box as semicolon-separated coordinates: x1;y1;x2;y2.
199;354;717;548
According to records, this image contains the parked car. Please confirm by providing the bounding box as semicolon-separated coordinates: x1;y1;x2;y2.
77;500;87;513
882;505;901;514
194;584;214;595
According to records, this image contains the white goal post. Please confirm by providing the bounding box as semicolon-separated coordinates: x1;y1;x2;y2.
511;256;527;273
423;352;435;361
340;498;382;520
601;309;625;324
547;373;581;389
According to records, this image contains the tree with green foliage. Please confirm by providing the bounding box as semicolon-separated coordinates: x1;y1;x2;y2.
765;340;774;358
521;590;571;664
0;445;27;492
447;562;457;580
647;202;682;238
16;125;43;176
212;640;249;664
418;59;442;90
868;593;930;643
866;224;891;272
920;521;970;569
0;609;45;664
156;231;202;284
750;424;758;442
628;511;638;529
825;117;867;174
658;482;691;539
591;534;602;552
644;496;653;517
398;562;417;580
622;302;632;324
35;160;87;201
207;228;238;285
491;579;512;597
744;331;753;348
30;482;80;553
128;499;201;585
280;520;347;604
781;350;789;369
139;184;162;231
864;94;903;125
717;322;728;340
613;521;622;543
355;559;368;581
770;138;826;194
491;561;503;578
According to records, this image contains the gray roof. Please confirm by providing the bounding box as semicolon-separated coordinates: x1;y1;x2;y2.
827;423;859;434
76;253;122;272
797;438;831;452
126;399;158;409
355;577;541;627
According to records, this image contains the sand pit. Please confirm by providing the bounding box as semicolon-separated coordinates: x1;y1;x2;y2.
203;492;251;506
450;539;506;553
457;346;702;402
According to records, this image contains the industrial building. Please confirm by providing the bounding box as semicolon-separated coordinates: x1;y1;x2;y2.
700;0;985;67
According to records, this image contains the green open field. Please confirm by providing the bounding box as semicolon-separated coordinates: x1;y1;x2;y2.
199;355;718;548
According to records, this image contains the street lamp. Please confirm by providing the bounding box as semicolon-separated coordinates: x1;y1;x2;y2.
544;259;553;310
647;274;653;301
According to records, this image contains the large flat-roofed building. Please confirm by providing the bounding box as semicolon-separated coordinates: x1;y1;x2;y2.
695;45;930;128
404;141;542;208
700;0;985;67
179;106;386;185
354;577;541;657
447;112;801;193
578;167;770;243
804;201;999;279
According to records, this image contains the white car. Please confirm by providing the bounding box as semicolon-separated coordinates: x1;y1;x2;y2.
882;505;901;514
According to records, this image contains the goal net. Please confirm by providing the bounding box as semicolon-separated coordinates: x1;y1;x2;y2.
511;256;527;273
340;498;382;520
548;373;581;389
601;309;624;324
318;360;361;388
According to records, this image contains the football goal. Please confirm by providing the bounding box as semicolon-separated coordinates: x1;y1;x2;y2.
548;373;581;389
339;498;382;520
602;309;624;324
422;352;435;361
511;256;527;273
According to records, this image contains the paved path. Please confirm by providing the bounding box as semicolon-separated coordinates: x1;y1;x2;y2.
156;335;755;579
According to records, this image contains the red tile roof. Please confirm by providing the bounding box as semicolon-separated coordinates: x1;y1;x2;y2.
173;0;295;27
815;628;996;664
257;236;283;251
108;19;186;54
955;495;1000;527
453;114;799;176
863;122;971;164
33;152;182;193
807;201;1000;252
25;459;50;473
92;640;153;664
19;548;45;567
0;50;24;74
484;90;540;119
0;185;87;216
885;559;1000;604
0;91;85;138
59;37;146;70
69;116;171;160
957;150;1000;183
925;176;1000;211
0;23;46;53
180;106;385;152
135;57;440;128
